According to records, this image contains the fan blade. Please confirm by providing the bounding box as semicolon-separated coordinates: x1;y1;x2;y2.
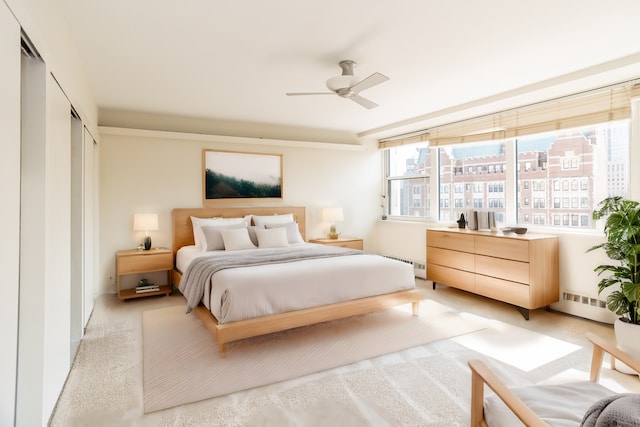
349;72;389;94
350;94;378;109
286;92;335;96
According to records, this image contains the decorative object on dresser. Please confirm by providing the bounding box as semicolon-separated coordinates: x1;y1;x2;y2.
133;213;159;250
426;228;559;319
116;248;172;300
309;237;363;250
322;207;344;239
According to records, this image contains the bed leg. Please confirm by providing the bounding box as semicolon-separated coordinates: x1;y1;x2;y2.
219;343;227;358
412;300;420;316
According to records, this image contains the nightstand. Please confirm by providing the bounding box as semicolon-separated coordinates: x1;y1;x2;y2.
116;248;173;300
309;237;363;250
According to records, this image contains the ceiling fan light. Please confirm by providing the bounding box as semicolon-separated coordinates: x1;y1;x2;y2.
326;75;359;91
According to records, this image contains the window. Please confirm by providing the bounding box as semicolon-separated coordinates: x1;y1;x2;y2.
384;145;430;218
516;122;629;229
438;141;505;222
384;96;631;230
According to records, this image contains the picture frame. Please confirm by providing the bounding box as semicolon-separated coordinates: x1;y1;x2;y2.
202;149;283;205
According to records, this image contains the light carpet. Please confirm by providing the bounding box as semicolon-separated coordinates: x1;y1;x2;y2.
142;302;487;413
451;316;581;371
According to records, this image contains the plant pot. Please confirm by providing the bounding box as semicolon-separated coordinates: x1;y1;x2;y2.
614;318;640;378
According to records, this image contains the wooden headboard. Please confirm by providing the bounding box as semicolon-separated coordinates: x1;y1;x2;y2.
171;206;306;258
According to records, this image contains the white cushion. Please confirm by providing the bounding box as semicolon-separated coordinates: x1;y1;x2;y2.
190;216;248;250
252;213;295;227
219;228;256;251
484;381;613;427
200;223;247;251
255;227;289;248
247;225;260;246
265;222;304;244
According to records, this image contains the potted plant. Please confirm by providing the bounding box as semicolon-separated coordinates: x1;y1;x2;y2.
587;196;640;375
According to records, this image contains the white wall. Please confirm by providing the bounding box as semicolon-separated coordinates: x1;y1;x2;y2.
5;0;98;133
98;129;382;294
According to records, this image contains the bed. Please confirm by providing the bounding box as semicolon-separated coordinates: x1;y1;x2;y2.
171;206;425;356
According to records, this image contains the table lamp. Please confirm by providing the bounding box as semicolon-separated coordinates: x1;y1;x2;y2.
322;207;343;240
133;213;158;250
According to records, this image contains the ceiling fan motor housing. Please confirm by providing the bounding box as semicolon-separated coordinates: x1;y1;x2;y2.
326;60;360;91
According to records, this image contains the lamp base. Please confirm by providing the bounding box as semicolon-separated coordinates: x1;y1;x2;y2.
328;224;340;240
143;236;152;250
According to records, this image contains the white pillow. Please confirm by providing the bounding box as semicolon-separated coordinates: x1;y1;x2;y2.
255;227;290;248
252;213;295;228
265;222;304;244
220;228;257;251
201;223;247;251
190;216;248;250
247;225;260;246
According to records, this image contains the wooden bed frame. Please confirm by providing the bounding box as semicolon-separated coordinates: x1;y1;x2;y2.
171;206;426;356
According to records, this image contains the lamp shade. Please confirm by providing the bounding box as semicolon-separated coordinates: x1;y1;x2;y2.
322;208;344;223
133;213;159;231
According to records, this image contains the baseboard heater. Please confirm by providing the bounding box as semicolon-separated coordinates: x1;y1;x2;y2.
562;292;607;309
382;255;426;279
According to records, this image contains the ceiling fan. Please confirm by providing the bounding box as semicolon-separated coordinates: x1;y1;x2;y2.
286;60;389;109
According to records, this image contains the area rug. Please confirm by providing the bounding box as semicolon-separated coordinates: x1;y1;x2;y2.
142;301;487;413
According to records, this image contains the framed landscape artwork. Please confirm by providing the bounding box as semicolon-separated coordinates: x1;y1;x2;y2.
202;149;283;205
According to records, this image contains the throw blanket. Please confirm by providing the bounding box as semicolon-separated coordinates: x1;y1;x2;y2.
178;245;362;314
581;393;640;427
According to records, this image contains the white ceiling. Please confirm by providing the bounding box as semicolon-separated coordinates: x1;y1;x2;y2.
57;0;640;144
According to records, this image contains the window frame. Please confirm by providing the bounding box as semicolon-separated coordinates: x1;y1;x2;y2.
382;119;633;232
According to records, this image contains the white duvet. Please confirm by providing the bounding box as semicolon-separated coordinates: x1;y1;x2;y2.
176;243;416;324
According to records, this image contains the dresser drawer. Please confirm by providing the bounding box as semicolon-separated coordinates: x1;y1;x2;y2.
475;254;530;284
476;275;530;308
475;235;529;262
118;252;172;274
427;230;475;253
427;247;474;272
427;264;475;293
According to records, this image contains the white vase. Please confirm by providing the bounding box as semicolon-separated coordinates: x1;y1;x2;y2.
614;318;640;378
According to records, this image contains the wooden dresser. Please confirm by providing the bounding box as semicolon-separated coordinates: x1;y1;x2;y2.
426;228;559;319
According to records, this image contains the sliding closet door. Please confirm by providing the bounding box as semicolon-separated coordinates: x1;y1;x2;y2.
18;65;72;425
70;115;84;355
70;120;98;350
41;73;72;422
0;3;21;426
84;128;97;324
